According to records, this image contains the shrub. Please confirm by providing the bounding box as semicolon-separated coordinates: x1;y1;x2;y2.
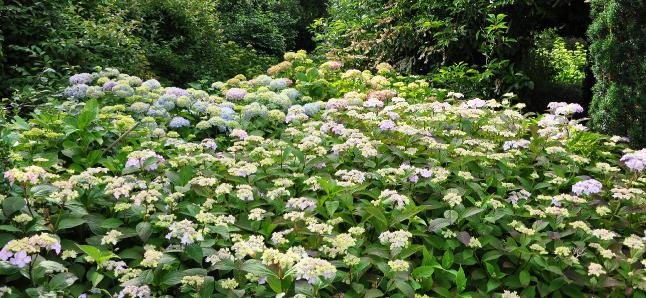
0;53;644;297
520;29;588;112
588;0;646;147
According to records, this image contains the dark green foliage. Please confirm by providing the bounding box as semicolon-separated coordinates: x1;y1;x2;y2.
0;0;322;112
519;29;588;112
588;0;646;147
217;0;302;54
0;1;150;107
313;0;591;102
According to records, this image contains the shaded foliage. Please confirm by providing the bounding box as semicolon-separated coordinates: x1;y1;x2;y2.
588;0;646;147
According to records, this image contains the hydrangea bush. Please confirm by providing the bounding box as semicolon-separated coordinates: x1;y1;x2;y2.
0;51;645;297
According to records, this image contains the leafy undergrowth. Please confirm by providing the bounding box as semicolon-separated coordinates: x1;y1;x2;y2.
1;52;645;298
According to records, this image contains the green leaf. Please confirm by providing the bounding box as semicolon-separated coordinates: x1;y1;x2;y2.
365;289;384;298
77;245;117;266
427;218;450;232
325;200;339;218
58;215;85;230
456;266;466;293
362;205;388;230
266;276;282;293
394;280;415;297
442;250;454;269
100;218;123;229
240;259;277;278
0;225;22;232
2;196;25;217
199;276;215;298
520;270;531;287
186;244;203;265
136;222;152;242
412;266;435;279
38;261;66;273
88;271;104;287
49;272;78;290
77;99;98;129
443;210;459;224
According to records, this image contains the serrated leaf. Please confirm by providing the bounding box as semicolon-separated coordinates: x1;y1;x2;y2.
427;218;450;232
136;222;152;242
186;244;203;265
49;272;78;290
442;250;454;269
2;196;25;217
240;259;277;278
456;266;466;293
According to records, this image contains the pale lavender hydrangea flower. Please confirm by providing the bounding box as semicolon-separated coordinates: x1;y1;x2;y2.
378;120;397;131
201;138;217;150
572;179;602;195
225;88;248;101
503;139;531;151
9;251;31;268
466;98;486;108
165;87;189;98
102;81;118;91
620;149;646;172
0;248;13;261
69;73;93;85
125;150;165;171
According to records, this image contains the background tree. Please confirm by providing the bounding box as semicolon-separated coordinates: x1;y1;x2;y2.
588;0;646;147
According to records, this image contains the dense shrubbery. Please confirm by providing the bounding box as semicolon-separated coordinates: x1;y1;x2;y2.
0;0;320;113
519;29;589;112
0;53;645;297
588;0;646;147
312;0;591;103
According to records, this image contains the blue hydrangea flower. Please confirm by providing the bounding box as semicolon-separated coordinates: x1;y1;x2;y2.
281;88;301;100
153;95;176;111
190;101;208;114
303;102;323;116
63;84;89;99
220;106;236;121
147;107;169;118
69;73;93;85
169;116;190;128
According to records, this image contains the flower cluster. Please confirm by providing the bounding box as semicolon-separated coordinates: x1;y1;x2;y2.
1;53;645;297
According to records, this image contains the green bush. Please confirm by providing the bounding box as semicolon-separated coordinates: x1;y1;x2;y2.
588;0;646;147
0;53;645;297
519;29;588;111
0;0;284;114
0;1;149;108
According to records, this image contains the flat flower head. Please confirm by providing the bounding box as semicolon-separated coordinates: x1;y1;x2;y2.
572;179;602;196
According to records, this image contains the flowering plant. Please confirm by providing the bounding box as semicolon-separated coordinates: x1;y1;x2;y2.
0;52;644;297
